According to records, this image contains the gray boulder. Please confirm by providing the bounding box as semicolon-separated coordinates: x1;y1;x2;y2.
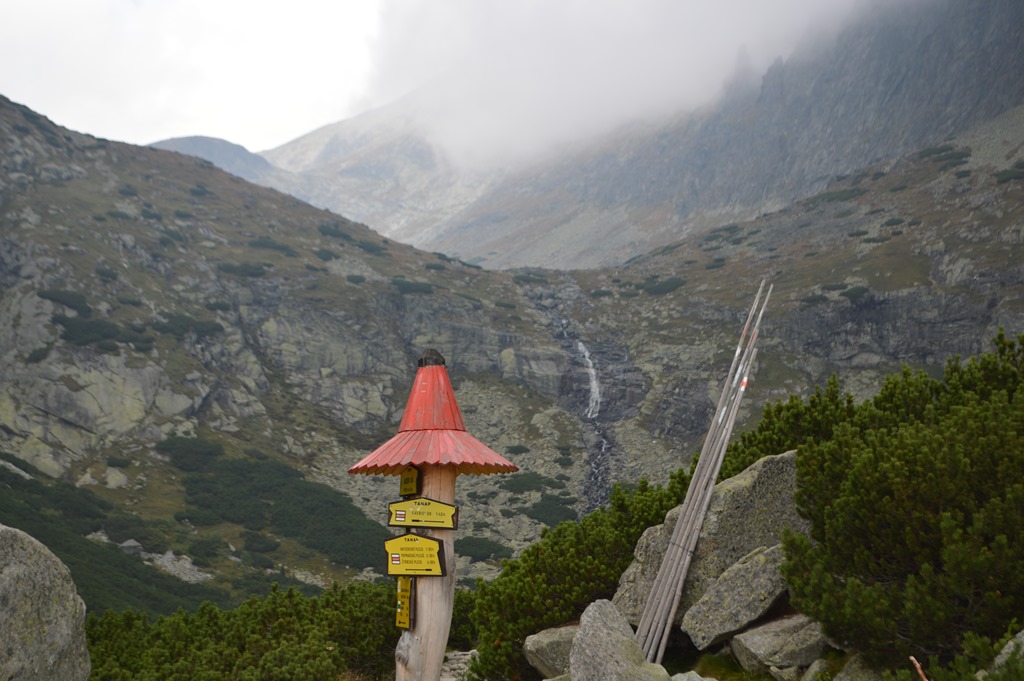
614;451;809;625
569;600;671;681
770;665;803;681
731;615;827;675
682;544;788;650
525;625;578;679
992;629;1024;672
0;524;91;681
800;659;830;681
833;654;884;681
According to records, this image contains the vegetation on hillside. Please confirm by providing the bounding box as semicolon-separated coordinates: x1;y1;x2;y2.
82;333;1024;680
783;331;1024;673
87;583;399;680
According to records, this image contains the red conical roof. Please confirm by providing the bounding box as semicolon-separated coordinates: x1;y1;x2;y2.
348;351;518;477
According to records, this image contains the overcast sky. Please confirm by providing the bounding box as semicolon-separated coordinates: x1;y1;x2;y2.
1;0;864;164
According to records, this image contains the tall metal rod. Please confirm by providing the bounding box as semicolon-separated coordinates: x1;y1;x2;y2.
635;281;763;650
635;282;770;663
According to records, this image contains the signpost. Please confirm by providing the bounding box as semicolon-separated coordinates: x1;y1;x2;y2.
399;466;421;497
396;576;414;629
385;533;447;576
348;350;518;681
388;497;459;529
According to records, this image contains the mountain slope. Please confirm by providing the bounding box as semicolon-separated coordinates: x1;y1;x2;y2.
248;0;1024;269
1;93;1022;612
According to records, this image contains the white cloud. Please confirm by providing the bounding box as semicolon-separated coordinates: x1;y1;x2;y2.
364;0;862;167
0;0;862;157
0;0;380;151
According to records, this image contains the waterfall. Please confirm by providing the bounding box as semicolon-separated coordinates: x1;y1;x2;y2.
577;340;601;419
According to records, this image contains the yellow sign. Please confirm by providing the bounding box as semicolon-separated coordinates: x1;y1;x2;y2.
399;466;421;497
388;497;459;529
396;576;414;629
384;533;446;576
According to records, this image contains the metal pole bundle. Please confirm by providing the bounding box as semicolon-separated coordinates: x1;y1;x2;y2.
634;281;771;663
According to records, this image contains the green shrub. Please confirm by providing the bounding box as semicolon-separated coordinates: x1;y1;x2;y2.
217;262;267;278
156;435;224;472
590;288;613;298
87;582;399;680
821;283;848;291
525;495;577;527
801;294;828;304
391;279;433;295
495;300;517;310
783;332;1024;669
318;221;353;240
38;289;92;317
140;208;162;221
26;345;52;363
513;273;548;285
181;458;390;570
152;312;223;339
883;217;905;226
425;262;446;271
994;166;1024;184
106;457;131;468
456;537;513;562
918;145;954;158
839;286;870;303
314;248;339;261
355;239;386;255
847;229;869;237
51;315;121;345
242;531;280;553
188;536;227;560
346;274;365;284
505;444;530;455
204;301;231;311
248;237;297;257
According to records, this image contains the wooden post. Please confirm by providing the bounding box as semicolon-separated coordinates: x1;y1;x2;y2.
348;349;517;681
395;465;457;681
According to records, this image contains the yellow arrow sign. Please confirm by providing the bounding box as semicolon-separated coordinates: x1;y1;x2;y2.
388;497;459;529
385;533;446;576
395;576;414;629
399;466;421;497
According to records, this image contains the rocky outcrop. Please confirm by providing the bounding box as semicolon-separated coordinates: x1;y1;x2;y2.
614;451;808;625
729;615;828;675
682;544;788;650
0;524;90;681
524;625;578;679
569;600;670;681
